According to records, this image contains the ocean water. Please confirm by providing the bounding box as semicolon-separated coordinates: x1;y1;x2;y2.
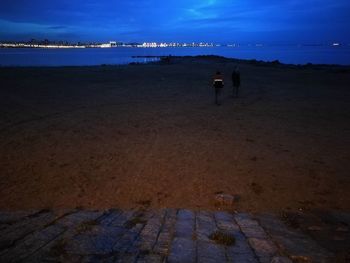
0;45;349;66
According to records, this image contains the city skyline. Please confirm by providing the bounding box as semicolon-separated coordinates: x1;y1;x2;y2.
1;39;347;49
0;0;350;44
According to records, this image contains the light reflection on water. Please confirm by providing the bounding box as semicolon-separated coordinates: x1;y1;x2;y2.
0;46;349;66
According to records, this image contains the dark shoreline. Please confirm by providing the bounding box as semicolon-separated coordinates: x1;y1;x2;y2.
1;55;349;70
132;55;350;69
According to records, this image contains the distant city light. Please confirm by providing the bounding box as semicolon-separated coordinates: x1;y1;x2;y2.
0;41;216;49
0;43;86;49
139;42;214;48
1;41;346;49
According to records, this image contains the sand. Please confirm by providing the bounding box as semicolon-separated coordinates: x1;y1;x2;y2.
0;56;349;212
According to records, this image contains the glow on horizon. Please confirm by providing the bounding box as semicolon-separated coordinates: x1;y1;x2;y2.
0;0;349;43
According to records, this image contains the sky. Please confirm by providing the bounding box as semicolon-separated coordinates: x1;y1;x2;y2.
0;0;349;44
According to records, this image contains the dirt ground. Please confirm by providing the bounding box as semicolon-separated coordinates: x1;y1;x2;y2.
0;57;349;212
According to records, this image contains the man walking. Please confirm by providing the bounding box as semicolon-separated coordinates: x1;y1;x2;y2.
213;71;224;105
232;66;241;98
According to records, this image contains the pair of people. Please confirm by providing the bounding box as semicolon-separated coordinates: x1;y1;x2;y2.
212;67;240;105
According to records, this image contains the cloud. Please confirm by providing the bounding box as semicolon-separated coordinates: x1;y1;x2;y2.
0;0;349;42
47;25;67;30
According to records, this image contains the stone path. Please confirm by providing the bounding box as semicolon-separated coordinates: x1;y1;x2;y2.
0;209;343;262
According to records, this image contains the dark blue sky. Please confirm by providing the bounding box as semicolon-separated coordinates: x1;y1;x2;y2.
0;0;349;43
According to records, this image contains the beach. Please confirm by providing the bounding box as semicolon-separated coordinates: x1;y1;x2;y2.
0;56;349;212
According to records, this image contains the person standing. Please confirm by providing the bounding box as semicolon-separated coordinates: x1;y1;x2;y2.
231;66;241;98
213;71;224;105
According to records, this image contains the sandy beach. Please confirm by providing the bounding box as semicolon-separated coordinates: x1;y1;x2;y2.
0;56;349;212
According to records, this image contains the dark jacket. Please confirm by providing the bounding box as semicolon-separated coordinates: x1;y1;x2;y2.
232;71;241;87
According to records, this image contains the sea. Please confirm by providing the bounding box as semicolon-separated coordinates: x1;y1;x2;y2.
0;45;349;66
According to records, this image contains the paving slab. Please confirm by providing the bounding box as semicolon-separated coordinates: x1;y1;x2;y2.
226;253;258;263
196;211;217;242
65;225;126;255
174;209;195;239
0;210;63;252
226;231;257;257
257;213;334;263
0;210;39;224
153;209;177;255
168;237;196;263
247;238;278;263
132;210;166;254
25;210;105;262
197;240;226;263
0;209;342;263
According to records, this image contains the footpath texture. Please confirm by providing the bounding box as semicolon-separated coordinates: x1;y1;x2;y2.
0;209;346;263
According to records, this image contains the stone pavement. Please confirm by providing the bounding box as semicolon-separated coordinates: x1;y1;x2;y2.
0;209;343;262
